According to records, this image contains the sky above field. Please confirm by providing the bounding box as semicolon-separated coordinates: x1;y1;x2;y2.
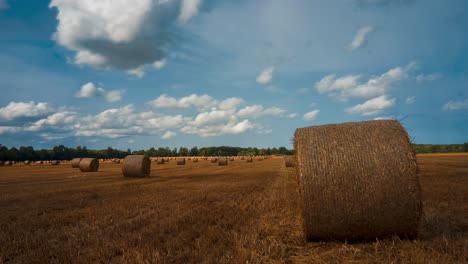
0;0;467;149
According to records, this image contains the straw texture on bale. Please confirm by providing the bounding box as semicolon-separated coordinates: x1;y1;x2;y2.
246;157;253;162
71;158;82;168
177;158;186;165
294;120;422;241
218;157;228;166
79;158;99;172
122;155;150;178
284;156;294;167
50;160;60;166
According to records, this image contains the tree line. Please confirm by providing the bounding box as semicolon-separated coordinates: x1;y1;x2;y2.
0;143;466;161
0;144;293;161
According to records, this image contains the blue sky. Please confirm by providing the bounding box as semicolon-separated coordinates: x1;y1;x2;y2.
0;0;466;150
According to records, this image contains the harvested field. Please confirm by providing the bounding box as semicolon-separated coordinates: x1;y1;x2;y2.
0;154;466;263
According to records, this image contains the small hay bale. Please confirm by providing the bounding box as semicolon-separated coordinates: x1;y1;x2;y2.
284;156;294;167
210;157;218;163
112;158;121;164
246;157;253;162
177;158;186;165
79;158;99;172
257;157;264;161
156;158;165;164
36;161;43;165
24;160;31;165
192;158;198;163
240;156;245;160
71;158;82;168
294;120;422;241
229;157;234;161
50;160;60;166
218;157;228;166
4;161;13;166
122;155;150;177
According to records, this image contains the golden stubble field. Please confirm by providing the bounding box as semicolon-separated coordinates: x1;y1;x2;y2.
0;154;467;263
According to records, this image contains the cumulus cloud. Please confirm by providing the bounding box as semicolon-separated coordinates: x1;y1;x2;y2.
303;110;320;121
0;0;8;10
256;67;274;85
287;113;298;118
75;82;123;103
179;0;202;22
237;105;287;118
218;97;245;110
49;0;201;76
349;25;375;50
443;99;468;111
405;96;416;104
161;131;177;140
0;101;52;121
416;73;441;83
147;94;218;111
315;63;414;101
373;116;395;120
346;95;396;116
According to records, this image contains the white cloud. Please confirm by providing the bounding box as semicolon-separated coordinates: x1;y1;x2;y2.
0;0;9;10
256;67;274;85
349;26;375;50
0;101;52;121
405;96;416;104
237;105;287;118
147;94;218;111
49;0;201;75
315;63;413;101
153;59;167;69
416;73;441;83
287;113;298;118
346;95;396;116
443;99;468;111
303;110;320;121
218;97;245;110
75;82;123;103
161;131;177;140
179;0;202;22
373;116;394;120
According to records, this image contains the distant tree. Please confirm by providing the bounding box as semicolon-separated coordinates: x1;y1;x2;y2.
189;147;199;156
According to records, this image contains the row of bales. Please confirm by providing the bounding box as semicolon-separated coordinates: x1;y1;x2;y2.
0;160;66;166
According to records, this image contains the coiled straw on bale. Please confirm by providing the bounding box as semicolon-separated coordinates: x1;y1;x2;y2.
79;158;99;172
218;157;228;166
122;155;150;177
284;156;294;167
177;158;186;165
71;158;82;168
294;120;422;241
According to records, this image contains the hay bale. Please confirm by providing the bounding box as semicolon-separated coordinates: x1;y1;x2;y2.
177;158;186;165
284;156;294;167
4;161;13;166
71;158;82;168
294;120;422;241
50;160;60;166
122;155;150;177
240;156;245;160
192;158;198;163
229;157;235;161
112;158;121;164
210;157;218;163
246;157;253;162
257;157;264;161
36;161;43;165
218;157;228;166
156;158;165;164
79;158;99;172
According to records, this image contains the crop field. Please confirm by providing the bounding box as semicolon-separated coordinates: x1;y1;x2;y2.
0;154;467;263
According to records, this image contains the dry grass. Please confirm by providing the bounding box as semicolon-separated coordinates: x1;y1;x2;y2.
0;154;466;263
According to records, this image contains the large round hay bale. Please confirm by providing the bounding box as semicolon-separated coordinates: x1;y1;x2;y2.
176;158;186;165
50;160;60;166
122;155;150;177
71;158;82;168
294;120;422;241
218;157;228;166
284;156;294;167
79;158;99;172
246;157;253;162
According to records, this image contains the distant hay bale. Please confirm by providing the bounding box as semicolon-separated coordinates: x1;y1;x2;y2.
79;158;99;172
192;158;198;163
210;157;218;163
71;158;82;168
122;155;151;177
229;157;234;161
112;158;121;164
36;161;43;165
240;156;245;160
246;157;253;162
50;160;60;166
24;160;31;165
257;157;264;161
177;158;186;165
294;120;422;241
156;158;165;164
4;161;13;166
284;156;294;167
218;157;228;166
